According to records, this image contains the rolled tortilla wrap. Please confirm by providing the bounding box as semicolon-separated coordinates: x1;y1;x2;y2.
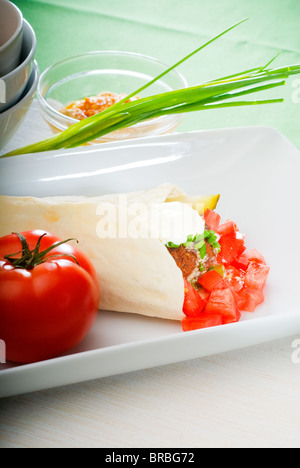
0;183;219;321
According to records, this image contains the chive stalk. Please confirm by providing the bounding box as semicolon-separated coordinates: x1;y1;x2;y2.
2;19;300;158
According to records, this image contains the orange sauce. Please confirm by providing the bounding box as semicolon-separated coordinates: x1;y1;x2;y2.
60;91;138;120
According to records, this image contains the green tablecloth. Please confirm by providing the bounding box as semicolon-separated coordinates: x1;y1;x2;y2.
14;0;300;149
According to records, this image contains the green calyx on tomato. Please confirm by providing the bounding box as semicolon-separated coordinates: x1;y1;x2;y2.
4;232;79;270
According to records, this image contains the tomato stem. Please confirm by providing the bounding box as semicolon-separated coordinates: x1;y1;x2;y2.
4;233;79;269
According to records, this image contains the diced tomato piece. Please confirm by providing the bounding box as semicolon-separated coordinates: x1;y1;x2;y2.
222;309;241;324
224;265;245;293
204;209;221;231
226;265;241;277
197;286;210;302
183;279;206;317
205;287;240;324
182;314;223;332
231;254;250;271
236;286;264;312
217;220;237;237
246;249;266;264
244;262;270;290
233;249;266;271
197;269;225;292
218;235;246;264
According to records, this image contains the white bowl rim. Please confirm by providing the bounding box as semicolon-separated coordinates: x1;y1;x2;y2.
0;0;23;53
37;50;189;127
1;19;36;81
1;60;39;117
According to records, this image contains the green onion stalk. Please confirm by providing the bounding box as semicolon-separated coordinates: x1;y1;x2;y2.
2;18;300;158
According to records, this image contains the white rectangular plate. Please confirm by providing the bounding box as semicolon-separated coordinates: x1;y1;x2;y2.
1;126;300;398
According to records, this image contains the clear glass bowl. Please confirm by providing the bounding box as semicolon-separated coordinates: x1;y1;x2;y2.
37;51;188;144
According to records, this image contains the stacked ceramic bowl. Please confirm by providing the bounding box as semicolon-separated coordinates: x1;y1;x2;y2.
0;0;39;150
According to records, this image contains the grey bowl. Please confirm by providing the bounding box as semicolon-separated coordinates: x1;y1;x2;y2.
0;60;39;150
0;20;36;113
0;0;24;77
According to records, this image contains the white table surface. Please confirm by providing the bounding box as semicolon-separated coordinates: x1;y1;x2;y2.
0;104;300;449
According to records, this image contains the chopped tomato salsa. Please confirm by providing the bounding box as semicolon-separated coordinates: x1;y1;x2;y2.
197;269;224;292
183;279;206;317
182;314;222;332
181;209;270;332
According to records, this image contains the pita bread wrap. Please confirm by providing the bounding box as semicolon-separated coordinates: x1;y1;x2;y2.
0;184;219;321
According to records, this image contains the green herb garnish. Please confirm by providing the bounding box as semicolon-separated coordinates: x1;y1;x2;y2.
167;229;221;259
199;244;207;260
166;241;180;249
203;230;221;252
195;239;206;250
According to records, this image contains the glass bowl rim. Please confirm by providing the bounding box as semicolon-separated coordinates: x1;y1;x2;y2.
37;50;189;130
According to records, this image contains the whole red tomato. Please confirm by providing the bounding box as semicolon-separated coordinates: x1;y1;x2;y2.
0;230;100;363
